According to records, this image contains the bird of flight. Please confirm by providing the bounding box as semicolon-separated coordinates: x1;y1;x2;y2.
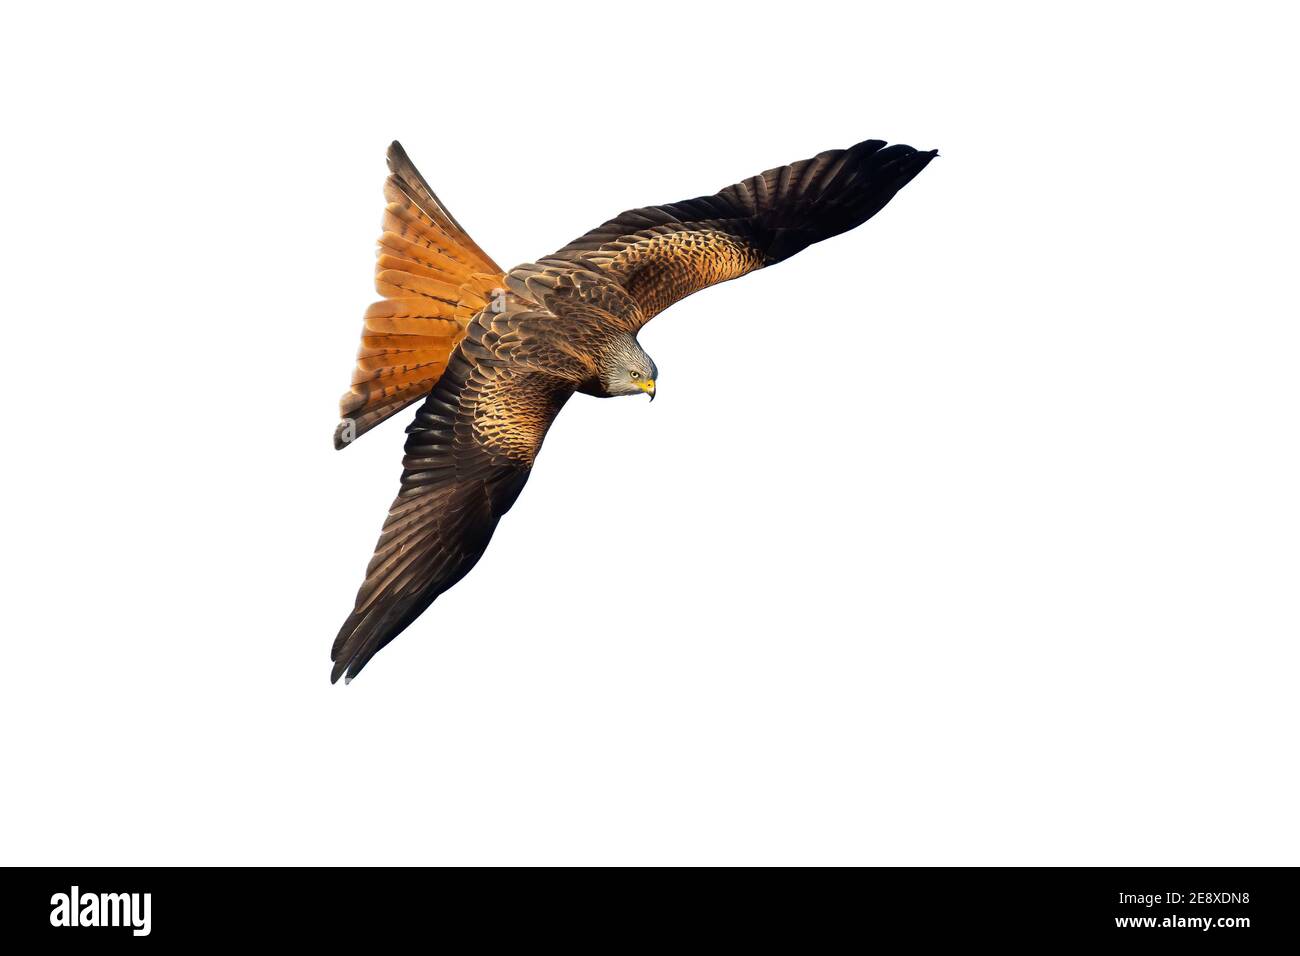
331;138;936;682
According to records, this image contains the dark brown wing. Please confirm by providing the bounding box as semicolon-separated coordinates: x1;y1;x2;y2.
538;139;937;325
331;332;574;683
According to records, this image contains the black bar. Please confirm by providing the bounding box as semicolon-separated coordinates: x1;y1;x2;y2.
3;867;1295;945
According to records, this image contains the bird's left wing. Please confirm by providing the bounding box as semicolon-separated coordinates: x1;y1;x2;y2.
331;337;574;683
529;138;936;326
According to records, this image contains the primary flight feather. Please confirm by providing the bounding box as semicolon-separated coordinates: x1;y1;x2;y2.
332;138;937;682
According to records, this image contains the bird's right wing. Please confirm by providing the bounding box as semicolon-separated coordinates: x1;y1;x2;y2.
527;139;936;326
331;336;574;683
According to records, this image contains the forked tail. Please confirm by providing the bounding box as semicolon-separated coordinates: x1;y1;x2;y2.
335;142;504;449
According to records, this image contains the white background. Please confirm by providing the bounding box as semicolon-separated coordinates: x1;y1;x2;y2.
2;1;1296;866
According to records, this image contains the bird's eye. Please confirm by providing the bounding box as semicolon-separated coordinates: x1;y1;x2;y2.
630;370;640;379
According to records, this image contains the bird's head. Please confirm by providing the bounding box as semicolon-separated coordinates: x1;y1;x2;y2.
599;335;658;400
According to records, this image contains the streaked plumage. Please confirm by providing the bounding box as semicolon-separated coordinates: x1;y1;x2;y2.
332;138;936;682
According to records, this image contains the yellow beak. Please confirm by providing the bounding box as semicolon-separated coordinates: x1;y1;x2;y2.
636;379;656;401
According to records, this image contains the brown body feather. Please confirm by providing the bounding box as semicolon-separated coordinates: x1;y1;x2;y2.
332;139;936;681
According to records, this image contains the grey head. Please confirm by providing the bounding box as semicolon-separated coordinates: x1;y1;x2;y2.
598;334;657;399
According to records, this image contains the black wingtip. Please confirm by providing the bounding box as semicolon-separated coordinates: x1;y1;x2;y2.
907;147;940;178
387;140;412;176
330;656;348;685
896;147;937;186
759;139;938;263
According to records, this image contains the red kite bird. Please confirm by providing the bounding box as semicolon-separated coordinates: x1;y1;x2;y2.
332;139;937;682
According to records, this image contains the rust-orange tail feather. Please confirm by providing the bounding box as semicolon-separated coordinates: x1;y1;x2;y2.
335;142;504;449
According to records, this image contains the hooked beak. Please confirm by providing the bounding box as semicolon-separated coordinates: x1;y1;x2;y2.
636;378;656;401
